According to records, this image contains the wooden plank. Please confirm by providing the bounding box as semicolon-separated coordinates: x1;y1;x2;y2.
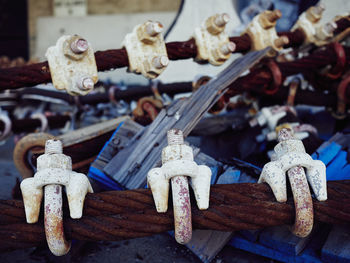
104;48;271;189
322;225;350;263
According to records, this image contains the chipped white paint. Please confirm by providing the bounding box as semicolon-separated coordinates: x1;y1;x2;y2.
243;10;287;56
259;128;327;237
20;139;93;256
147;129;211;244
193;13;235;65
46;35;98;96
123;21;169;79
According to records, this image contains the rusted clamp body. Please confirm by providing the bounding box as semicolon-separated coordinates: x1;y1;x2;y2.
20;139;93;256
46;35;98;96
123;21;169;78
147;129;211;244
259;128;327;237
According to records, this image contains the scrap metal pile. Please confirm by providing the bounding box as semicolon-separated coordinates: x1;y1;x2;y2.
0;3;350;262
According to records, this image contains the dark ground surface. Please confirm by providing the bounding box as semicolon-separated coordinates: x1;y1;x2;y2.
0;137;274;263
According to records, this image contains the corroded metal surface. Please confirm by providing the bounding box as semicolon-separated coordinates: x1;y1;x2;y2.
259;128;327;237
20;139;93;256
1;181;349;251
44;184;71;256
147;129;211;244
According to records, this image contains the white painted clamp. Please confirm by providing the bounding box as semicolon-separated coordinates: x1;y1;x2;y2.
253;105;296;130
46;35;98;96
147;129;212;244
291;4;334;45
123;21;169;79
193;13;236;65
20;139;93;256
243;10;288;56
258;128;327;237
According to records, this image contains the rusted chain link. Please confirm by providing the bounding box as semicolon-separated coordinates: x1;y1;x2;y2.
0;181;349;251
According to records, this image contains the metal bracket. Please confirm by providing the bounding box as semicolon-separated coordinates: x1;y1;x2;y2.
147;129;211;244
20;139;93;256
123;21;169;79
194;13;235;65
46;35;98;96
244;10;288;56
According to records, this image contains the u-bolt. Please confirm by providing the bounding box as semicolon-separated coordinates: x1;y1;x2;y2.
278;129;313;237
147;129;212;244
167;130;192;244
20;139;93;256
259;128;327;237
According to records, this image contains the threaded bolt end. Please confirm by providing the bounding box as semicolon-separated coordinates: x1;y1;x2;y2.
214;13;230;27
146;21;163;37
167;129;184;145
45;139;63;154
278;128;294;142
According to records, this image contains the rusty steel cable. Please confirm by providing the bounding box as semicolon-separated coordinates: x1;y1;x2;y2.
10;44;350;108
1;16;350;91
0;181;349;251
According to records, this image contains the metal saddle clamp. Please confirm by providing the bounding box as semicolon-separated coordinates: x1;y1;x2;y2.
258;128;327;237
147;129;212;244
20;139;93;256
243;9;289;56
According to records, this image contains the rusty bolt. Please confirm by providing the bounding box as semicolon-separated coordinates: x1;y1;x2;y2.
306;4;325;22
147;129;212;244
323;21;337;35
220;41;236;55
214;13;230;27
152;55;169;69
274;36;289;49
77;77;94;91
266;9;282;23
146;21;163;37
70;38;89;54
311;4;325;16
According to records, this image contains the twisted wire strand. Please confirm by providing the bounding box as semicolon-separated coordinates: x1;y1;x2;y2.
0;181;349;251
